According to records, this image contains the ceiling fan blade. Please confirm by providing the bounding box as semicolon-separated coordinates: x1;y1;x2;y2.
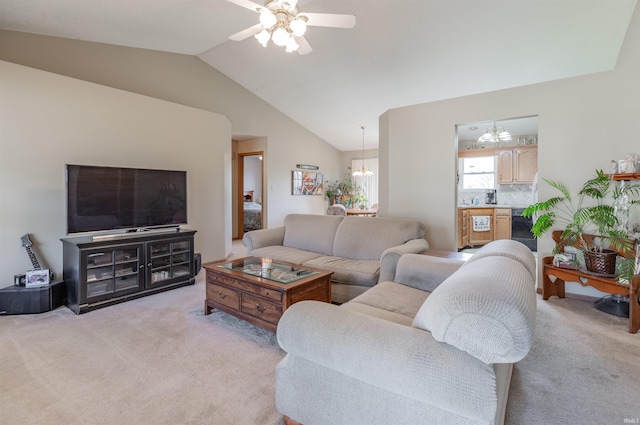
295;36;312;55
226;0;264;13
301;13;356;29
229;23;263;41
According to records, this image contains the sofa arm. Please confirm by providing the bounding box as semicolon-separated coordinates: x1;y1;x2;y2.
378;238;430;283
277;301;497;422
392;254;465;292
412;256;537;364
242;227;285;252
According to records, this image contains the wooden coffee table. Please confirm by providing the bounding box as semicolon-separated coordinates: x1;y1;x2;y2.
203;257;332;332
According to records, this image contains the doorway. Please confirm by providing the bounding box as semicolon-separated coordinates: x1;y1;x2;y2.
237;152;264;238
455;116;538;252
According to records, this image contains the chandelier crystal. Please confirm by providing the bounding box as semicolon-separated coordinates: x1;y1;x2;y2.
353;126;374;177
478;122;512;143
254;0;307;53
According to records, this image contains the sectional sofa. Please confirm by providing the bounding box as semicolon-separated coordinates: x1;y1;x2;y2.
242;213;429;303
275;239;537;425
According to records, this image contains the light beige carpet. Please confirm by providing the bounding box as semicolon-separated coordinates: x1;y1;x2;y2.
1;273;639;425
0;277;284;425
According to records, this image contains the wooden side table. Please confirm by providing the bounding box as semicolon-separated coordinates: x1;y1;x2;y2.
542;256;640;334
345;208;377;216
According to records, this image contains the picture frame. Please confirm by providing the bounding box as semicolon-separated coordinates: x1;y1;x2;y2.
292;170;323;196
553;252;578;270
618;159;627;174
26;269;50;287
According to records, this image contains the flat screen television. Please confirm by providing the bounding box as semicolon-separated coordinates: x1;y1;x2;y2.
66;164;187;235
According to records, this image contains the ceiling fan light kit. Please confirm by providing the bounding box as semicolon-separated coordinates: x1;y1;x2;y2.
253;0;306;51
227;0;355;55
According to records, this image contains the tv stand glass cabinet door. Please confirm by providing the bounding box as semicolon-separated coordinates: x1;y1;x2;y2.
83;244;144;303
146;238;194;289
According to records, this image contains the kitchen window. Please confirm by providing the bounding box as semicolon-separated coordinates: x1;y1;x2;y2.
460;156;496;189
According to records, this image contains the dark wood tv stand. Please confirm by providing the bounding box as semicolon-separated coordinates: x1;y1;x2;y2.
61;228;196;314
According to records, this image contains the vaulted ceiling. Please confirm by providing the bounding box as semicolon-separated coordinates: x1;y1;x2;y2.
0;0;637;151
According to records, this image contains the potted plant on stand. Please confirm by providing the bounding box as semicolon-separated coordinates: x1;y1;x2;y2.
523;169;640;282
324;181;340;205
325;168;363;209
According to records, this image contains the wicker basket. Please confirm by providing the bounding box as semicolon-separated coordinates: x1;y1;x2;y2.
584;249;617;275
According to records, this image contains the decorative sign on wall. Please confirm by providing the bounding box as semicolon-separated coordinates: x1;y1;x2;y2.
296;164;319;170
292;171;323;196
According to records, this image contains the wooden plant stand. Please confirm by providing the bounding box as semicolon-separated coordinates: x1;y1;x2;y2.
542;257;640;334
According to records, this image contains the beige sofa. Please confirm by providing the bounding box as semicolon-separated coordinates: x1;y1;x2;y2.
242;214;429;303
275;239;537;425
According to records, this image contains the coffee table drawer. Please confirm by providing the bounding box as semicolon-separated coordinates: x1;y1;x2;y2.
207;283;240;310
254;285;282;302
209;273;283;302
241;293;282;324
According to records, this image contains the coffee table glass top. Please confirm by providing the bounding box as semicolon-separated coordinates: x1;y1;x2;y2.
217;258;319;284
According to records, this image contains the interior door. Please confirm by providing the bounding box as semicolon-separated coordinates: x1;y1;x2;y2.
237;152;264;237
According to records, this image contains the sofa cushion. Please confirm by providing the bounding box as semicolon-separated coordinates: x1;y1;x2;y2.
282;214;344;256
393;253;465;292
330;283;369;306
412;255;536;364
250;246;323;265
332;217;425;261
303;256;379;287
343;281;430;325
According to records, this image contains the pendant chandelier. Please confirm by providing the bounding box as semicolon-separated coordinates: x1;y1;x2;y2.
353;126;374;177
478;122;512;143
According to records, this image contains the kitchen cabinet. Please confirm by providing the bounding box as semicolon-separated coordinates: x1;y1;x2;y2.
467;208;494;245
498;146;537;184
494;208;512;240
457;209;469;249
458;207;511;248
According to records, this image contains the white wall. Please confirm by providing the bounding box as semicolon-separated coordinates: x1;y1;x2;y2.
0;30;343;232
381;67;640;296
0;60;231;284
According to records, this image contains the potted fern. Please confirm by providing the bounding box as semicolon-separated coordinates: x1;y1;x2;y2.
523;169;640;281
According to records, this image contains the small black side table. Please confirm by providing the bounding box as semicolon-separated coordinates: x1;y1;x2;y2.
0;280;66;315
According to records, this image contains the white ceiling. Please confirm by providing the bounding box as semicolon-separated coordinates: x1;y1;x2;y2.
0;0;636;151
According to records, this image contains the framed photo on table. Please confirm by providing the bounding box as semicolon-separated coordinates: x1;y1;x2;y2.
26;269;50;287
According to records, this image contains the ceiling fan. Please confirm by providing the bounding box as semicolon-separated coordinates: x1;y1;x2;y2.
226;0;356;55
